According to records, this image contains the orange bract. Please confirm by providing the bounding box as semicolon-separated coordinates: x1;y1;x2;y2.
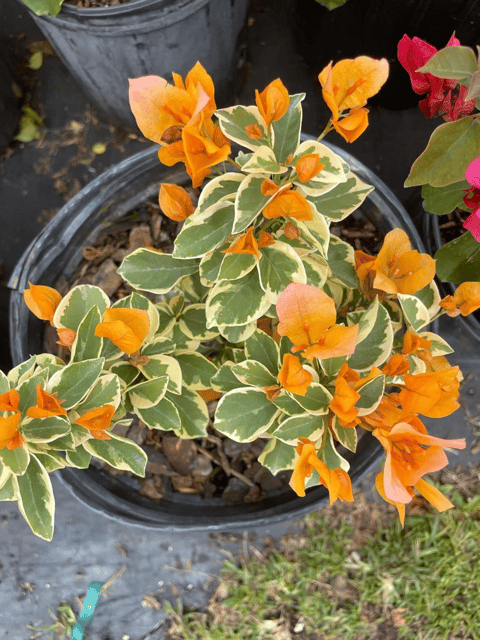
439;281;480;317
76;404;116;440
398;367;460;418
381;353;410;377
56;328;76;348
24;283;62;324
331;107;369;143
276;283;359;362
290;438;353;503
255;78;289;126
295;154;325;182
223;227;261;259
26;383;67;419
245;124;263;140
159;183;195;222
262;187;313;221
0;413;23;450
373;422;465;504
95;308;150;355
277;354;313;396
355;229;436;297
0;389;20;413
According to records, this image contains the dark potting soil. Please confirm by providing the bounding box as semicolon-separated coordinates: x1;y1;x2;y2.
47;196;383;505
64;0;134;7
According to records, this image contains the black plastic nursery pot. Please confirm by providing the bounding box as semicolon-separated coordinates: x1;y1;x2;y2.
294;0;480;110
21;0;249;130
0;41;20;153
424;213;480;345
9;137;425;531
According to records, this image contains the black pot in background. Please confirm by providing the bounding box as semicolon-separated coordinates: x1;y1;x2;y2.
9;137;425;531
21;0;249;131
424;213;480;344
294;0;480;110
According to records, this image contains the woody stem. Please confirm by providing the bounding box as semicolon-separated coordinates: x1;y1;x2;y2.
317;120;334;142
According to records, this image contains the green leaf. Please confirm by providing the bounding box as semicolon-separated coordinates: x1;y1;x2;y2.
178;304;218;340
211;361;246;392
17;373;48;414
315;0;349;9
206;269;271;328
271;390;305;416
244;329;280;375
355;374;385;416
135;395;181;432
348;299;394;371
21;0;63;17
109;362;139;387
296;203;330;258
419;331;454;356
196;172;245;216
241;145;282;174
0;476;16;501
214;388;280;441
405;117;480;188
233;174;272;234
397;294;431;332
218;252;257;282
290;382;333;415
22;416;70;443
302;254;329;289
173;201;235;259
48;358;104;409
70;305;103;362
231;360;277;387
84;434;147;476
434;231;480;283
414;281;440;320
218;322;257;343
292;141;347;196
164;388;209;438
199;249;225;285
0;371;9;395
32;451;66;472
128;376;169;409
28;51;43;69
53;285;109;332
418;46;478;80
118;249;199;294
0;446;30;475
13;455;54;540
327;235;358;288
113;292;160;341
142;335;175;356
258;242;307;303
421;181;470;215
308;171;373;220
320;430;349;471
272;413;325;446
75;373;121;414
14;106;43;142
465;69;480;101
330;417;357;452
258;438;296;475
138;354;182;393
216;105;270;151
174;350;218;390
65;445;92;469
8;355;36;388
271;93;305;163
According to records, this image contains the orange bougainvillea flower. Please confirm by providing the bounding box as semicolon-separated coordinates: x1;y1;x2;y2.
375;470;454;526
260;179;280;197
329;363;383;427
277;353;313;396
318;57;389;122
373;422;465;504
262;187;313;221
197;388;222;403
245;124;263;140
180;117;231;188
0;389;20;413
129;62;216;144
398;367;460;418
295;154;325;182
76;404;116;440
331;107;369;143
222;227;261;259
276;283;359;362
255;78;289;126
290;438;353;502
361;394;413;431
23;283;62;324
56;328;76;348
401;332;432;361
26;383;67;419
439;282;480;317
159;183;195;222
381;353;410;377
355;229;436;297
0;413;23;450
95;308;150;355
283;222;300;239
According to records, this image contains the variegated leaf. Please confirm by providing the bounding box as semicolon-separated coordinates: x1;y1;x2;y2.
302;254;329;289
199;249;225;285
214;387;280;442
320;429;350;472
418;331;454;356
216;104;270;151
397;294;431;332
164;388;209;438
21;416;70;443
135;395;181;432
178;304;219;340
53;285;109;332
244;329;280;375
413;281;441;320
292;140;346;196
173;201;235;259
211;361;247;393
330;416;357;452
174;350;218;390
0;445;30;475
241;145;282;174
258;438;296;475
272;413;325;446
307;171;373;220
296;200;330;258
137;354;182;394
258;242;307;303
128;376;169;409
47;358;104;410
218;252;257;282
118;248;199;294
327;235;358;288
231;360;277;387
218;321;257;342
272;391;306;416
233;174;277;234
13;454;54;540
290;382;332;415
271;93;305;164
84;433;147;476
70;305;103;363
348;299;394;371
196;172;245;215
355;374;385;416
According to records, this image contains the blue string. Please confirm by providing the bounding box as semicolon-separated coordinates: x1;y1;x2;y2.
71;581;104;640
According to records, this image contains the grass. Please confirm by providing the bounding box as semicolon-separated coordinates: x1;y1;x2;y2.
165;474;480;640
27;603;83;640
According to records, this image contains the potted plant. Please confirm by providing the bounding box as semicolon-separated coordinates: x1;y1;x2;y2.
16;0;249;130
4;59;471;540
398;34;480;341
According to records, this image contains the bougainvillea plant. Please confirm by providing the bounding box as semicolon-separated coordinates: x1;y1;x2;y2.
19;0;64;18
2;59;477;541
399;33;480;284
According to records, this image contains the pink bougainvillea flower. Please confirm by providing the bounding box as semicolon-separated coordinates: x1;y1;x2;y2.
463;157;480;241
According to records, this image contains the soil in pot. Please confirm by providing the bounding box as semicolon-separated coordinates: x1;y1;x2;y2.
42;194;384;506
65;0;134;6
